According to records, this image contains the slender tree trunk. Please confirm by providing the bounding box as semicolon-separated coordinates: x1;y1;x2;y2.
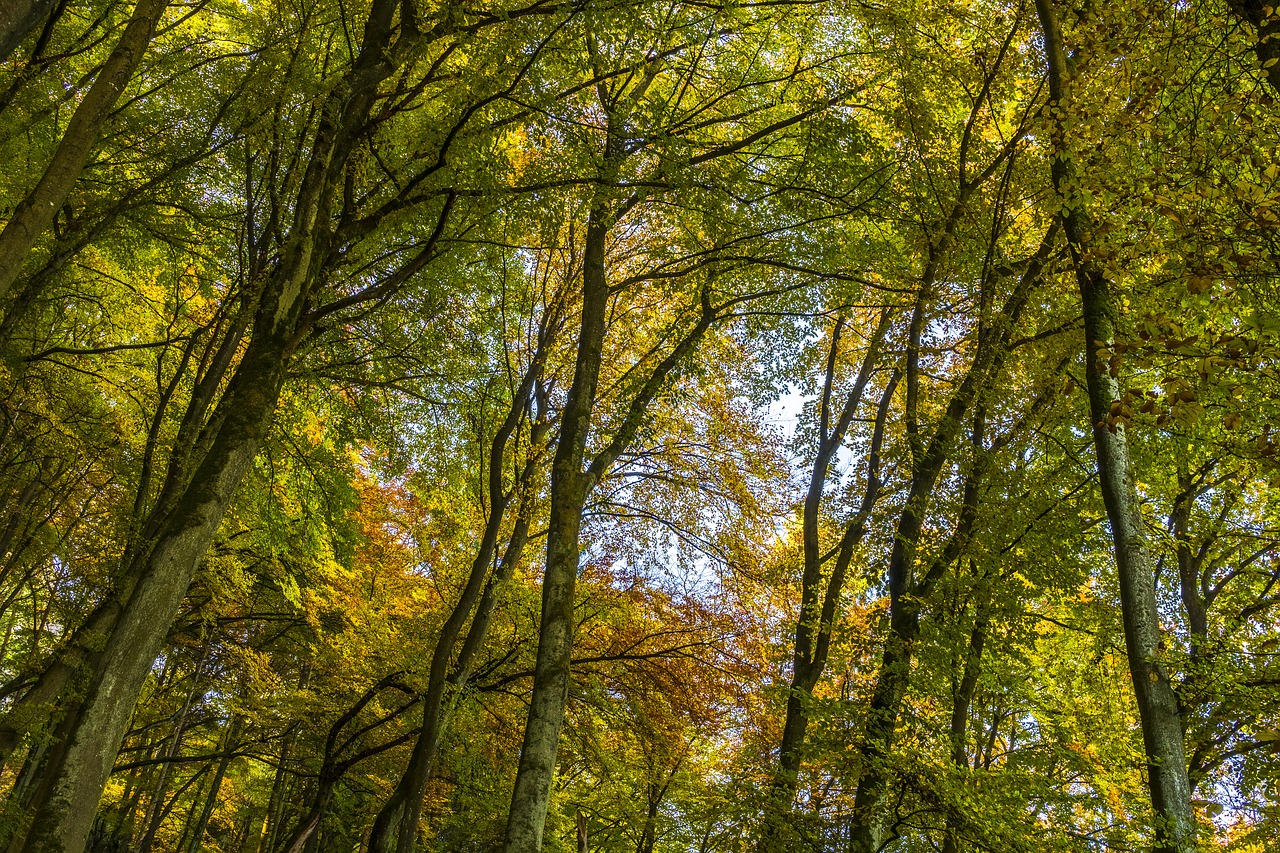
137;645;208;853
185;716;242;853
368;354;548;853
503;210;611;853
280;790;330;853
175;771;209;853
1171;468;1209;659
260;723;298;853
636;789;658;853
846;284;1034;851
0;0;171;301
758;341;894;851
941;573;989;853
1034;1;1195;849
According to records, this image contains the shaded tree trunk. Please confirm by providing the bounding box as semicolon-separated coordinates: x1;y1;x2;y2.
16;330;291;853
941;570;990;853
137;644;208;853
846;240;1048;851
758;320;895;850
368;342;550;853
7;3;431;848
0;0;171;301
1034;1;1195;849
0;0;57;63
185;716;243;853
1226;0;1280;94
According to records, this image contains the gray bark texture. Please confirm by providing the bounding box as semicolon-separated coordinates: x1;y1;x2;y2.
17;332;288;853
1034;1;1196;849
503;211;611;853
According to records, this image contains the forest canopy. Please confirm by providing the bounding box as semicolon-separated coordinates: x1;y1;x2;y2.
0;0;1279;852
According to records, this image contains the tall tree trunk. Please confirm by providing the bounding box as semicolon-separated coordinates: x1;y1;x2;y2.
500;122;720;851
260;722;299;853
503;208;612;853
185;716;242;853
941;571;989;853
0;243;251;767
1034;1;1195;849
4;4;424;847
15;331;290;853
0;0;171;302
137;644;208;853
758;332;894;850
846;247;1045;850
368;351;549;853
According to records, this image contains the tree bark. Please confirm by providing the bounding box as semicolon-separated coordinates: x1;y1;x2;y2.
503;206;612;853
1034;1;1196;849
941;570;989;853
1226;0;1280;94
15;330;289;853
846;238;1047;851
5;4;428;847
0;0;57;63
185;716;242;853
0;0;170;302
758;331;895;850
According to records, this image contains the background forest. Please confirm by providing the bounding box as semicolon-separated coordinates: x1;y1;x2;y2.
1;0;1279;851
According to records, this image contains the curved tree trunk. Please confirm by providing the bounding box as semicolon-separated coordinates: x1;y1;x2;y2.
846;236;1048;851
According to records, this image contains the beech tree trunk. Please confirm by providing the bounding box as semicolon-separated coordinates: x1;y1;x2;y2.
503;208;611;853
846;237;1046;851
185;717;242;853
758;324;894;850
941;570;989;853
4;4;425;848
16;331;289;853
136;646;207;853
1034;1;1195;849
0;0;170;301
368;350;548;853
